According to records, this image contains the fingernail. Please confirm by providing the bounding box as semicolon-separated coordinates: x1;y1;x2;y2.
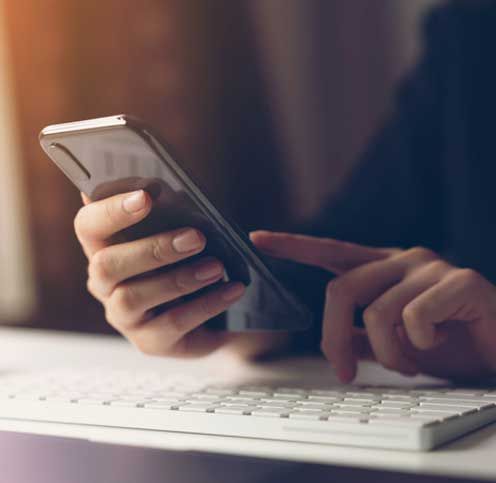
222;283;245;302
172;229;204;253
195;260;223;281
122;190;146;214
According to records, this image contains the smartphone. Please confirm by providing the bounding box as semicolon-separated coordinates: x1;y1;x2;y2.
39;115;312;331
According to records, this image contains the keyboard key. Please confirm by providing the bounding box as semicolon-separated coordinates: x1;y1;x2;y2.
261;397;298;404
185;398;221;405
327;414;368;423
372;408;409;415
295;402;330;410
332;409;371;416
178;403;218;413
150;398;185;405
419;397;495;408
214;406;256;415
381;395;417;402
309;390;345;397
408;390;449;396
111;400;147;408
13;393;45;401
411;408;467;418
344;392;378;398
274;388;307;396
289;412;330;421
417;404;478;415
239;390;271;397
143;402;177;410
308;396;342;403
220;402;254;407
251;408;290;418
271;394;303;400
258;402;295;409
338;400;374;407
293;407;326;413
76;397;110;405
373;411;410;418
239;386;272;392
225;396;260;403
379;401;416;408
193;394;224;401
43;395;78;403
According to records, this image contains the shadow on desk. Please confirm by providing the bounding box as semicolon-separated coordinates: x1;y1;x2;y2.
441;421;496;453
3;430;486;483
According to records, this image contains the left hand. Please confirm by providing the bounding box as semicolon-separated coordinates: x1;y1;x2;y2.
251;231;496;383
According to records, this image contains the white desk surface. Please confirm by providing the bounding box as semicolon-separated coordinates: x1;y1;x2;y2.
1;326;495;481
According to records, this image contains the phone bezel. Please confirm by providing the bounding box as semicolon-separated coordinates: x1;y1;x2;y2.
39;114;313;330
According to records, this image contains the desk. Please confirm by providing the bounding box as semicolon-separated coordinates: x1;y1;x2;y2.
1;327;495;481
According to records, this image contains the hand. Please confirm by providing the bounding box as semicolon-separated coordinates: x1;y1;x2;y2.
74;189;265;358
252;231;496;383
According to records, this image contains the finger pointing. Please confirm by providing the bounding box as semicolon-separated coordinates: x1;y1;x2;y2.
251;231;393;274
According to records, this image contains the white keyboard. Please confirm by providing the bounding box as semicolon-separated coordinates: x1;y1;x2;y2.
1;370;496;451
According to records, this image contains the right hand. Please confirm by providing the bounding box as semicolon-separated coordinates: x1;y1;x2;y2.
74;190;246;357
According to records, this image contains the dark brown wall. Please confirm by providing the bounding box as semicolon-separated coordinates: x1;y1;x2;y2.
4;0;286;332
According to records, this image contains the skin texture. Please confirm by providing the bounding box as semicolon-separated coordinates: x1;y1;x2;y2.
75;191;288;359
251;230;496;383
74;192;496;383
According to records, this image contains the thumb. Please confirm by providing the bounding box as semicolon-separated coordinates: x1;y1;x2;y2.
251;230;392;274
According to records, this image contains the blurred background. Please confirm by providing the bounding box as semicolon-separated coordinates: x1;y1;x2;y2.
0;0;440;333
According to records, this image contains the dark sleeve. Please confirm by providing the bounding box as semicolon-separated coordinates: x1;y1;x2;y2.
287;7;453;352
309;10;448;251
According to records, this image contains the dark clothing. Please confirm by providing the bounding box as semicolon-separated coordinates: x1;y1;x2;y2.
293;1;496;350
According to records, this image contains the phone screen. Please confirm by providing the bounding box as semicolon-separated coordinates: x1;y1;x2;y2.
40;116;312;331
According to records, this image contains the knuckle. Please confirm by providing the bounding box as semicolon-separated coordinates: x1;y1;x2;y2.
164;309;186;338
112;285;140;315
362;306;383;327
171;271;189;293
402;304;422;327
326;278;350;299
150;236;169;263
424;259;449;274
104;198;119;225
199;294;216;319
86;278;100;300
386;247;403;257
89;250;114;285
453;268;484;287
406;246;436;262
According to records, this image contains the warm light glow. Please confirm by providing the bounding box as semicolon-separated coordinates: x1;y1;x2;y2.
0;0;37;322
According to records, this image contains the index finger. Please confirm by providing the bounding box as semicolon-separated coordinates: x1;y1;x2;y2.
251;231;393;274
74;190;152;257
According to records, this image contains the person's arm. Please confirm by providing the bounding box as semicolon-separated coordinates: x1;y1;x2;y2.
274;7;454;352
